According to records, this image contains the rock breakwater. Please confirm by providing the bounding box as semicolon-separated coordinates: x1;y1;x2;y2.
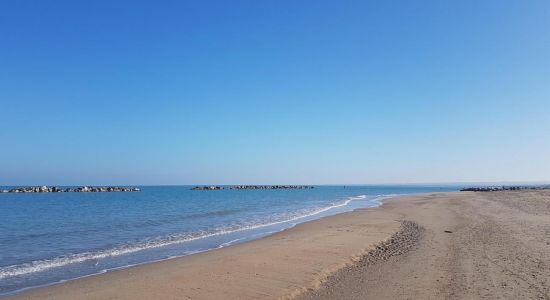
460;185;550;192
1;186;141;193
191;185;315;190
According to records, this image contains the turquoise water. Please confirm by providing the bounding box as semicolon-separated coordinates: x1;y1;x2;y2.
0;185;457;295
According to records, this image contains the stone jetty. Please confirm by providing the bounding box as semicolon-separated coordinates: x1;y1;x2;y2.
192;185;315;190
0;186;141;193
460;185;550;192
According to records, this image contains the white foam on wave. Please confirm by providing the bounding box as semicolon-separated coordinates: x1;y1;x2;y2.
0;194;377;279
217;237;247;248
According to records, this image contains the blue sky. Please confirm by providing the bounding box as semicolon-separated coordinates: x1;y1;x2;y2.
1;1;549;185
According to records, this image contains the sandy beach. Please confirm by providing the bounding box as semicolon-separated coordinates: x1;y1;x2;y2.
7;191;550;300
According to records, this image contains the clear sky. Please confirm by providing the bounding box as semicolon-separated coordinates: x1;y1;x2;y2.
1;1;549;185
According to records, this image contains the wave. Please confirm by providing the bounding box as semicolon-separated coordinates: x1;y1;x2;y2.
2;209;244;244
0;194;374;280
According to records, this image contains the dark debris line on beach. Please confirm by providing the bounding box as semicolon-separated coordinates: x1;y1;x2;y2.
296;220;424;300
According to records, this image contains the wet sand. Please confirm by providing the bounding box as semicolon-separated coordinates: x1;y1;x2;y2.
7;191;550;299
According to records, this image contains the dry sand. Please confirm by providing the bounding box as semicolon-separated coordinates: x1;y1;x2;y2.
7;191;550;299
297;191;550;300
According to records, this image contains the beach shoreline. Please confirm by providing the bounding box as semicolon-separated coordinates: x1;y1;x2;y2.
6;190;550;299
4;192;407;299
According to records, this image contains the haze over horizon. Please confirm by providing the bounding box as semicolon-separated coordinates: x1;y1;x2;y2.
1;1;549;185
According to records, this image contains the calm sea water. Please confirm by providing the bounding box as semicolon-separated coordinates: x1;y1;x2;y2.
0;185;457;295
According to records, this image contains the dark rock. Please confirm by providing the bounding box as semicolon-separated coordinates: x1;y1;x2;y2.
192;185;315;190
0;186;141;194
460;185;550;192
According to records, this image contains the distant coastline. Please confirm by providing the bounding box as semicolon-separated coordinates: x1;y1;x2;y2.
1;186;141;193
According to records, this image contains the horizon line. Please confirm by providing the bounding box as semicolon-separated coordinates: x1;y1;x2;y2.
2;181;550;187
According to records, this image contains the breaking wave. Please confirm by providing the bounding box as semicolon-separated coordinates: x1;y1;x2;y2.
0;194;374;280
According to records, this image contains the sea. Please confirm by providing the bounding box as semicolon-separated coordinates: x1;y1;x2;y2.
0;185;458;295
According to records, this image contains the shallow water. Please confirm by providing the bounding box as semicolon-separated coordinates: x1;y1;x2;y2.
0;185;457;295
